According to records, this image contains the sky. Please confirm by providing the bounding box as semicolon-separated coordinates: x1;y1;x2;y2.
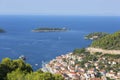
0;0;120;16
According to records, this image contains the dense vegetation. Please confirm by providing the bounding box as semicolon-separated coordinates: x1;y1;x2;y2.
0;58;64;80
85;32;109;40
91;31;120;50
73;48;86;55
34;27;66;30
32;27;67;32
0;28;5;33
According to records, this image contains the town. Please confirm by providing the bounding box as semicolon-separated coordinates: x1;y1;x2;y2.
42;48;120;80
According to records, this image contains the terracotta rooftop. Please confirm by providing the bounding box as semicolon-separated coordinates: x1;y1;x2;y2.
90;78;102;80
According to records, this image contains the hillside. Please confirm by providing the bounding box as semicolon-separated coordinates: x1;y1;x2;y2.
91;31;120;50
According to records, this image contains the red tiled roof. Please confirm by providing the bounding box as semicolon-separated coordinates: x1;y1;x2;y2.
90;78;102;80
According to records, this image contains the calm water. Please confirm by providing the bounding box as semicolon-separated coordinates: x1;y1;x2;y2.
0;15;120;69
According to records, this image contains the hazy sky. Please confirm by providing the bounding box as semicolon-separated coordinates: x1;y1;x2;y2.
0;0;120;16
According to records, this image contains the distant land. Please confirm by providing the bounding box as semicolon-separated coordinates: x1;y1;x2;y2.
32;27;67;32
0;28;5;33
84;32;109;40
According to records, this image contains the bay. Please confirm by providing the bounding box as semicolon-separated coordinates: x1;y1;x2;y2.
0;15;120;69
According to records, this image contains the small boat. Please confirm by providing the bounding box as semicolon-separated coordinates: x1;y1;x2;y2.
19;55;26;60
35;64;38;66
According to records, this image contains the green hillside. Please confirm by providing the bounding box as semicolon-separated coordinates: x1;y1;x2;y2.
91;31;120;50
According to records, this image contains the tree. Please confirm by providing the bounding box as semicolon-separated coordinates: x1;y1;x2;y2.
0;64;10;80
0;58;33;80
7;69;26;80
54;74;64;80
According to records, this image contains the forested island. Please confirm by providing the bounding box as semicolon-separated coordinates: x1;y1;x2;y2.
0;28;5;33
85;32;109;40
32;27;67;32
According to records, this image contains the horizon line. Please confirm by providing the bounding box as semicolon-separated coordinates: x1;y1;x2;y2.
0;14;120;17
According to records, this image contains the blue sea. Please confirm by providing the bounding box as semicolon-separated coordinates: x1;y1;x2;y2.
0;15;120;69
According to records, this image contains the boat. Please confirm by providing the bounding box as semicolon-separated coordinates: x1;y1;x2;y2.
19;55;26;60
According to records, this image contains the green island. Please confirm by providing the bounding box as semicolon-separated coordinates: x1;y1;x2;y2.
1;31;120;80
0;28;5;33
85;32;109;40
32;27;67;32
